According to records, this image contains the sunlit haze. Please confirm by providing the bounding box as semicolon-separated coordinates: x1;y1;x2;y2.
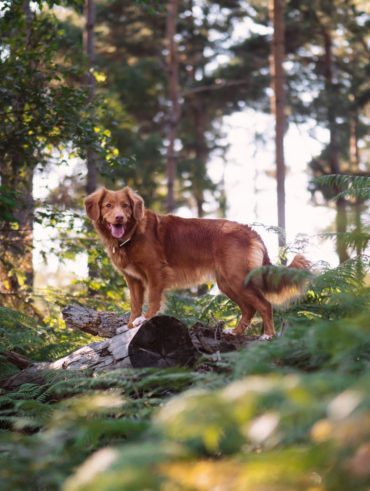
33;110;338;290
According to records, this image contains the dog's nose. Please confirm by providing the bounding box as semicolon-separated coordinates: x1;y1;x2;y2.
115;214;124;221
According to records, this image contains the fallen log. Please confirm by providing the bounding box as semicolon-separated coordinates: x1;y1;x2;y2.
62;304;130;338
1;305;257;389
55;312;197;370
1;350;33;370
62;304;252;353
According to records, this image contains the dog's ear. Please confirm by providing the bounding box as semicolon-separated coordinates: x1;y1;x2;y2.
125;187;145;221
84;188;106;221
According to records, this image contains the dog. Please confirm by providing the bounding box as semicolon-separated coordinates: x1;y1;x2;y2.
85;186;310;338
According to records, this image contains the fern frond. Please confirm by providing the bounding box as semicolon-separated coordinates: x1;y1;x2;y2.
313;174;370;201
9;383;47;401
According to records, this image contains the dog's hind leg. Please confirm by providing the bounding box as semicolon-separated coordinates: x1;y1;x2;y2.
238;285;275;337
216;268;275;337
216;273;256;334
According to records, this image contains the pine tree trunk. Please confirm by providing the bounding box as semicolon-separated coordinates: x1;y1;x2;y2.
84;0;97;196
348;109;363;276
269;0;286;250
322;29;349;263
165;0;180;213
195;103;208;218
349;111;360;172
0;165;34;304
84;0;99;286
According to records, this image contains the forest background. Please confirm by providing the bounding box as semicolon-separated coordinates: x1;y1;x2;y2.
0;0;370;490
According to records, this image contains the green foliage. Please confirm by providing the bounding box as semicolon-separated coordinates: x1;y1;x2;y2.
0;306;92;377
0;187;18;222
0;1;126;173
0;4;369;487
0;367;212;490
165;291;240;327
1;256;370;490
314;174;370;199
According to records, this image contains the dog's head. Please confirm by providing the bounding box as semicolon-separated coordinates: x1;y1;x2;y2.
84;187;145;239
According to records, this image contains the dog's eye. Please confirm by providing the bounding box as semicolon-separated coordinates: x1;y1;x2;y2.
105;203;112;208
122;203;130;209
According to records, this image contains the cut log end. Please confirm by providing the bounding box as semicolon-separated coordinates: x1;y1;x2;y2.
129;315;197;368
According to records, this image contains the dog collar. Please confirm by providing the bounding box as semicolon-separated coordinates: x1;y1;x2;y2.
119;237;131;247
112;237;131;254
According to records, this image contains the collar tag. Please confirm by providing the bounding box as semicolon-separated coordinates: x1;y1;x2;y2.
119;237;131;248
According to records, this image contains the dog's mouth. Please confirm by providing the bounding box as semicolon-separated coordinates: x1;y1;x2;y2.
109;223;126;239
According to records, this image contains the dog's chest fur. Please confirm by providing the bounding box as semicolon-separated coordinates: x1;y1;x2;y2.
107;245;145;282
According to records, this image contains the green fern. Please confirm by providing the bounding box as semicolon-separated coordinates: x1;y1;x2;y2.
1;253;370;491
313;174;370;200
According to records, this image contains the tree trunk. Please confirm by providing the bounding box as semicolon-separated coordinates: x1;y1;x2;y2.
165;0;180;213
269;0;286;250
84;0;99;287
193;101;208;218
84;0;97;197
322;29;349;263
349;111;360;172
0;165;34;295
348;109;364;276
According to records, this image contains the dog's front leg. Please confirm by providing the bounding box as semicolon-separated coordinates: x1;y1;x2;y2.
124;274;145;328
145;274;164;319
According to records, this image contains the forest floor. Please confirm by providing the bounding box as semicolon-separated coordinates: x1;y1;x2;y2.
1;262;370;491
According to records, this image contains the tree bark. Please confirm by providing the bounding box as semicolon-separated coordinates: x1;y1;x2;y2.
349;111;360;172
62;304;130;337
84;0;97;196
192;100;208;218
83;0;100;288
84;0;97;198
269;0;287;250
0;141;34;313
1;350;33;370
165;0;181;213
322;28;349;263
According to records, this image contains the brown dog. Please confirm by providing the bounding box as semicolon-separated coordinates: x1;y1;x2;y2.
85;187;310;337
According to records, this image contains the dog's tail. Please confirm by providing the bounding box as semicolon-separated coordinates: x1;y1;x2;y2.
248;242;312;307
262;254;311;307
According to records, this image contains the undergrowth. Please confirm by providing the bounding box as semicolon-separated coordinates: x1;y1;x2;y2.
0;255;370;490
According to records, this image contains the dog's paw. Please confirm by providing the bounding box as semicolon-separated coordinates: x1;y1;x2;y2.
132;315;147;328
259;334;274;341
223;327;237;335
